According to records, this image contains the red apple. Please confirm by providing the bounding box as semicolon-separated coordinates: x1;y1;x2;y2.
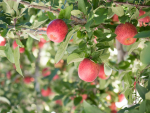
54;60;64;68
118;93;125;102
47;19;68;43
41;87;52;97
55;100;62;105
42;68;51;77
110;102;117;111
111;110;117;113
98;64;110;80
80;94;87;103
24;76;34;84
112;14;119;22
115;22;137;45
6;71;11;79
53;74;59;80
0;36;6;46
138;9;150;27
78;58;100;82
13;41;25;53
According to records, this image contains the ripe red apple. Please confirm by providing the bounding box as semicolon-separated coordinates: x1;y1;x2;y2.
0;36;6;46
110;102;117;111
118;93;125;102
98;64;110;80
6;71;11;79
47;19;68;43
78;58;100;82
115;22;137;45
55;100;62;105
42;68;51;77
112;14;119;22
24;76;34;84
111;110;117;113
41;87;52;97
53;74;59;80
139;9;150;27
80;94;87;103
13;41;25;53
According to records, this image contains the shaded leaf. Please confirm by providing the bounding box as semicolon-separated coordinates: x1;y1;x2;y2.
136;83;147;99
4;43;14;63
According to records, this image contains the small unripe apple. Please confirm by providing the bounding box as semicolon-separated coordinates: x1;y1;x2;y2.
139;9;150;27
112;14;119;22
115;22;137;45
118;93;125;102
110;102;117;111
13;41;25;53
78;58;100;82
42;68;51;77
24;76;34;84
0;36;6;46
47;19;68;43
98;64;110;80
41;87;52;97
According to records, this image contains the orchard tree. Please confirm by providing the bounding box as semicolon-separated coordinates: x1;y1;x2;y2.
0;0;150;113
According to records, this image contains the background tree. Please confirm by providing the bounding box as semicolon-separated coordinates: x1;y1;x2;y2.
0;0;150;113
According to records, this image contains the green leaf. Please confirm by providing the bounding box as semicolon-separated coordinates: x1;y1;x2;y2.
131;8;139;20
66;45;78;54
32;19;48;29
83;101;103;113
0;46;5;50
139;100;146;112
0;97;10;105
118;104;140;113
25;49;35;63
136;83;147;99
16;39;24;47
53;95;64;101
134;30;150;38
128;41;141;55
74;96;82;106
26;37;33;51
148;75;150;91
28;33;40;41
63;96;70;106
1;29;8;37
4;43;14;63
104;64;112;76
111;5;124;17
0;50;6;57
145;91;150;100
67;53;84;64
55;26;80;63
78;0;86;14
14;46;23;76
47;12;56;20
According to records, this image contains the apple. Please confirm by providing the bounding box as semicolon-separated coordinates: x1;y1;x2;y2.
53;74;59;80
111;110;117;113
98;64;110;80
13;41;25;53
42;68;51;77
138;9;150;27
134;81;136;89
41;87;52;97
24;76;34;84
54;60;64;68
80;94;87;103
110;102;117;111
0;36;6;46
6;71;11;79
115;22;137;45
47;19;68;43
118;93;125;102
78;58;100;82
112;14;119;22
55;100;62;105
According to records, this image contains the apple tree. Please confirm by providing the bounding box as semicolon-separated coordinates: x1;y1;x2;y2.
0;0;150;113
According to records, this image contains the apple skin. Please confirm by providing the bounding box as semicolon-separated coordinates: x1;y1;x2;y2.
42;68;51;77
118;93;125;102
24;76;34;84
53;74;59;80
110;102;117;111
47;19;68;43
98;64;109;80
139;9;150;27
6;71;11;79
112;14;119;22
78;58;100;82
80;94;87;103
55;100;62;105
111;110;117;113
0;36;6;46
41;87;52;97
115;22;137;45
13;41;25;53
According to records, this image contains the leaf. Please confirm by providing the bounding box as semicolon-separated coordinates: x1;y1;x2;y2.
111;5;124;17
148;75;150;91
139;11;150;19
63;96;70;106
139;100;146;112
78;0;86;14
145;91;150;100
55;26;80;63
4;43;14;63
47;12;56;20
66;45;78;54
74;96;82;106
67;53;84;64
134;30;150;38
1;29;8;37
136;83;147;99
28;33;40;41
131;8;139;20
117;104;140;113
25;49;35;63
14;46;23;76
53;95;64;101
32;19;48;29
26;37;33;51
0;50;6;57
104;64;112;76
0;97;10;105
16;39;24;47
83;101;103;113
128;41;141;55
